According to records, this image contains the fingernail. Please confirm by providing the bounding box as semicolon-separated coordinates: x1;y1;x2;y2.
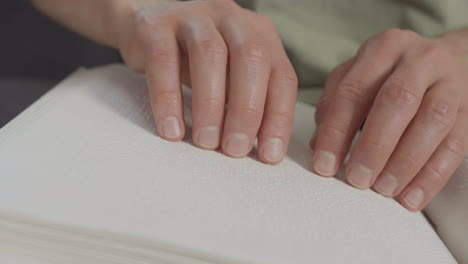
347;164;373;189
198;126;220;149
226;133;251;158
313;151;337;176
374;173;399;197
162;116;182;139
403;188;425;210
263;138;284;163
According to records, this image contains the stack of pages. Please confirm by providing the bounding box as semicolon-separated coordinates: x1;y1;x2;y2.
0;64;464;263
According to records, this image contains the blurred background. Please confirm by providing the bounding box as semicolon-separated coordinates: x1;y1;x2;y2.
0;0;119;127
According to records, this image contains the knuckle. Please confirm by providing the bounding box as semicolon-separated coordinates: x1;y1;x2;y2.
198;95;225;108
425;164;447;186
134;7;154;25
135;6;173;27
361;29;414;57
153;88;180;101
381;78;418;107
264;111;293;130
236;42;269;65
397;152;420;171
363;140;388;155
273;65;299;88
445;136;466;157
149;47;178;64
322;124;348;140
209;0;239;10
379;28;403;39
424;101;456;130
422;42;451;61
336;79;368;103
231;102;264;121
194;38;228;59
256;14;275;30
377;28;414;44
179;18;228;60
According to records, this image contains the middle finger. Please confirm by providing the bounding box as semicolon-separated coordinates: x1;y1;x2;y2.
178;18;228;150
218;15;271;158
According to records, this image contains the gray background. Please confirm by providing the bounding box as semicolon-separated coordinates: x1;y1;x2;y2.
0;0;119;127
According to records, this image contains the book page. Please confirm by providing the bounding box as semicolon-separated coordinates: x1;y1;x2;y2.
0;64;456;264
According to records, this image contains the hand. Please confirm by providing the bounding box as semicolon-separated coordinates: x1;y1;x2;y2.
112;0;298;164
311;29;468;211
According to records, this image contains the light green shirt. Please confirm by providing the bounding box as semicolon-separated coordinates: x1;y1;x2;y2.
243;0;468;104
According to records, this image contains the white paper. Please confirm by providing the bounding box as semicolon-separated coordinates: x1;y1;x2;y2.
0;64;457;263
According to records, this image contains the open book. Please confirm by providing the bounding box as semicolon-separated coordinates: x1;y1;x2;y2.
0;64;465;263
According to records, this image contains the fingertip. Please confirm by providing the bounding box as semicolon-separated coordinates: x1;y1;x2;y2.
400;187;425;212
400;200;422;212
194;126;221;150
163;136;185;142
222;132;252;158
373;173;399;197
312;150;338;177
345;162;374;190
258;137;286;165
373;187;397;198
159;116;185;142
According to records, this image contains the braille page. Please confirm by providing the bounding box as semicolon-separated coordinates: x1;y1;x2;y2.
0;64;456;264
